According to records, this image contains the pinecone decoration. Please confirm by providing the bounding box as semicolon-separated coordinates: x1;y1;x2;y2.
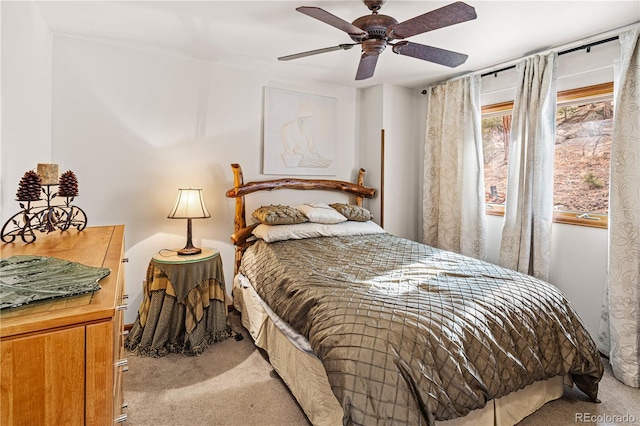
15;170;42;201
58;170;79;197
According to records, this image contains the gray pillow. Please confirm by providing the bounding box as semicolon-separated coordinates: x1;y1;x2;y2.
252;205;308;225
330;203;373;222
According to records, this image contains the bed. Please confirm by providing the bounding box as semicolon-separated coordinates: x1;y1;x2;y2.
225;163;603;426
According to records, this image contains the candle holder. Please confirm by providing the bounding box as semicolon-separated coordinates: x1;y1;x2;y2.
1;169;87;244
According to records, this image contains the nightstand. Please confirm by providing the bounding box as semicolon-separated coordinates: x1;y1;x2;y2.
125;248;232;356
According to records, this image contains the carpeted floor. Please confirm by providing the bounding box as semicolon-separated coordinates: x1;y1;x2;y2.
123;312;310;426
123;313;639;425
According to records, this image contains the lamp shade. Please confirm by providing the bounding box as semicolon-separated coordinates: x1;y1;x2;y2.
167;189;210;219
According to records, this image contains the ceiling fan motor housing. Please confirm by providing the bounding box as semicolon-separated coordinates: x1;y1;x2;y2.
350;14;398;42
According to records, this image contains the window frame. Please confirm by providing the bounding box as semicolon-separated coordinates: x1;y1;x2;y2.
482;82;613;229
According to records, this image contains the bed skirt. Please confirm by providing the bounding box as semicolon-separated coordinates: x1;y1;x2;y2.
233;273;565;426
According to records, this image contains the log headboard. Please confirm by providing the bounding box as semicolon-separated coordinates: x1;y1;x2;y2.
224;163;376;273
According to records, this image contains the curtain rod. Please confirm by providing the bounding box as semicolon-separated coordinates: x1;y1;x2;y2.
478;35;619;78
420;21;640;95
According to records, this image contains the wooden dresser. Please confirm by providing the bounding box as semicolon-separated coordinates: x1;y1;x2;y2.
1;225;128;425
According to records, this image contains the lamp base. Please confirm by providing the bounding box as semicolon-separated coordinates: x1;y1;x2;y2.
176;218;201;255
176;246;202;256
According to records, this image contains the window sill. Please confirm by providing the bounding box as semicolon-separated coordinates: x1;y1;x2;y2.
553;211;608;229
486;204;505;216
485;205;608;229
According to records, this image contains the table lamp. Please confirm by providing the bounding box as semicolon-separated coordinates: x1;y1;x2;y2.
167;188;211;255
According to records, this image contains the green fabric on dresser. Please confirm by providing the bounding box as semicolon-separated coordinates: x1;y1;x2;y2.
0;255;110;309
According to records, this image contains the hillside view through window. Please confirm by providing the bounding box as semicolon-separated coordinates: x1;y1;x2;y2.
483;95;612;216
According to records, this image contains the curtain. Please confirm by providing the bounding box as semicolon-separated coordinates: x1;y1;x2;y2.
499;52;557;281
423;74;486;259
598;28;640;388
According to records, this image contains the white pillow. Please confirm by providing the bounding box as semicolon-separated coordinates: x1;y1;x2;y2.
252;221;385;243
296;203;347;224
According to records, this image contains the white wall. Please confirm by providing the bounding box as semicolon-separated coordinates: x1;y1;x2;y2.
1;3;396;326
357;85;383;226
46;34;358;324
548;224;608;338
1;1;618;338
357;84;421;240
381;84;421;240
1;2;52;225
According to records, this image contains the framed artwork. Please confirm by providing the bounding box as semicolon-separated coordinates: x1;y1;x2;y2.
263;87;337;175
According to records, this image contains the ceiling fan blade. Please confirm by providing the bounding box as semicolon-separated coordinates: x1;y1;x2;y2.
296;6;367;38
387;1;477;40
392;41;468;68
355;54;379;80
278;44;357;61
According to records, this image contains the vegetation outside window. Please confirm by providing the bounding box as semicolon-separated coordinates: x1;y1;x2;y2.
482;82;613;228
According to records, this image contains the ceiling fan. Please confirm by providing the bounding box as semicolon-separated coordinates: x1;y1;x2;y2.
278;0;477;80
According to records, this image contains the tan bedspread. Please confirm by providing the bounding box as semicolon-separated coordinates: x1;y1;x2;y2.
240;233;603;425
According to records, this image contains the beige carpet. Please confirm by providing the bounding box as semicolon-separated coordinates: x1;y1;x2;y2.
123;313;639;425
123;312;310;426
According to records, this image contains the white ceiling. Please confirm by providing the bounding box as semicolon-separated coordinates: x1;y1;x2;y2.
35;1;640;89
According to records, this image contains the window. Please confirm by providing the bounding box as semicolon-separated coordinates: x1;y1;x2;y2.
482;82;613;228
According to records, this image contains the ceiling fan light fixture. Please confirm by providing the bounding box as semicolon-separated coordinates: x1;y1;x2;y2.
362;39;387;55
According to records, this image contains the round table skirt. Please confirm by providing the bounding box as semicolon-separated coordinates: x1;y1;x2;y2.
125;289;231;357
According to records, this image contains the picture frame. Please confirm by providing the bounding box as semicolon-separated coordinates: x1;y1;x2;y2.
263;87;337;175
